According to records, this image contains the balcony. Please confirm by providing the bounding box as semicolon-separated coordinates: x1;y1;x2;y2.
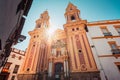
2;68;10;73
103;32;112;36
118;31;120;35
111;49;120;54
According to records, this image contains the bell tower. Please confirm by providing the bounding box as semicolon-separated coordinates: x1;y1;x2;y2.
64;3;101;80
35;11;49;29
65;2;81;23
18;11;50;80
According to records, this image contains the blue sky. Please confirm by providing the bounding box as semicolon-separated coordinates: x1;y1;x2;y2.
14;0;120;50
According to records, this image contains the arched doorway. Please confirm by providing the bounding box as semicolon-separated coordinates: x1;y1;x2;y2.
54;63;63;80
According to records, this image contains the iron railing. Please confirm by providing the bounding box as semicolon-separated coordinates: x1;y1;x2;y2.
111;49;120;54
103;32;112;36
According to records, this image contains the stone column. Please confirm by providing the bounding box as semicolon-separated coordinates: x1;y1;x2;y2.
48;62;52;77
64;60;66;77
66;60;69;76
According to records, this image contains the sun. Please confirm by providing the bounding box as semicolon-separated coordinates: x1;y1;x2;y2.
47;27;56;37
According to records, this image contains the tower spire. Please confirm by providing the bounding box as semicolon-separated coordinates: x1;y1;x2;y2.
35;10;50;29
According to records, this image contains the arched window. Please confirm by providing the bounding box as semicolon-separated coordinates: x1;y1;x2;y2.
37;24;41;28
71;15;76;21
18;56;22;60
12;54;16;58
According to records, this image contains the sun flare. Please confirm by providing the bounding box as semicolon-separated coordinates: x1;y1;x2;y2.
47;27;56;37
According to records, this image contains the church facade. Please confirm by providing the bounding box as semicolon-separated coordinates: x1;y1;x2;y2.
18;3;120;80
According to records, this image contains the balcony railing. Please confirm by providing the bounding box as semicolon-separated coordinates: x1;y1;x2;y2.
111;49;120;54
2;68;10;73
103;32;112;36
118;31;120;35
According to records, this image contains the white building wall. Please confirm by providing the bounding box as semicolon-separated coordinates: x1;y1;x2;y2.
88;26;103;37
100;57;120;80
107;25;118;36
87;23;120;80
86;32;106;80
7;49;25;80
93;39;111;55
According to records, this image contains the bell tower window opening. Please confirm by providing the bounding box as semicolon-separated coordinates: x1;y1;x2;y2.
37;24;41;28
71;15;76;21
70;8;72;10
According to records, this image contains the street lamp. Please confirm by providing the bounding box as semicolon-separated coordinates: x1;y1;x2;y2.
17;35;26;43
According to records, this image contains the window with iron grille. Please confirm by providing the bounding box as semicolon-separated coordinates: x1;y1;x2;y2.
100;26;112;36
3;62;12;69
108;41;120;54
13;65;19;73
2;62;12;72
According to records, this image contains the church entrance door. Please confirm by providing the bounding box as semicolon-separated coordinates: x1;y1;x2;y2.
54;63;63;80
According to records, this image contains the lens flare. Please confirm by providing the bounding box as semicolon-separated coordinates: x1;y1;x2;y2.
47;27;56;37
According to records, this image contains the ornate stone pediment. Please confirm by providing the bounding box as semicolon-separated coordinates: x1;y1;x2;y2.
52;40;66;49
